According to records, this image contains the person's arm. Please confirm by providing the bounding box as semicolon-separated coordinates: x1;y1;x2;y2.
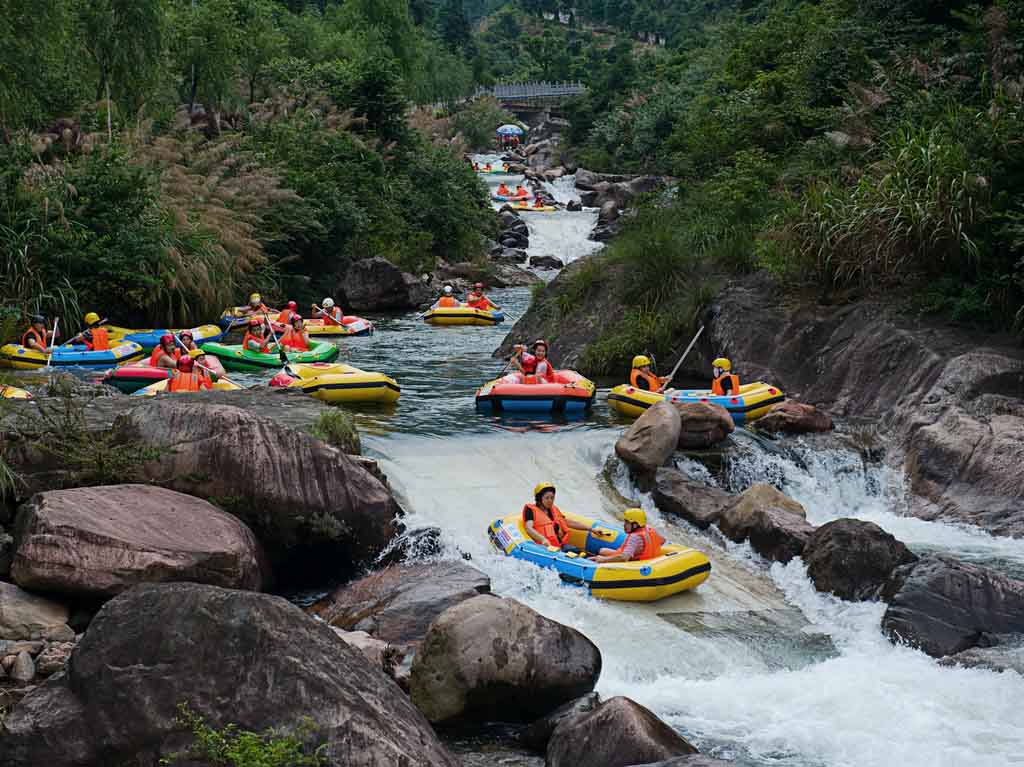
565;517;590;531
593;534;641;563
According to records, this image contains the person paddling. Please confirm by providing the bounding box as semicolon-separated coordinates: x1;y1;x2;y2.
280;313;310;351
630;355;670;392
70;312;110;351
522;482;590;554
435;285;459;308
466;283;494;311
314;297;344;325
276;301;298;325
168;355;213;392
711;357;740;396
21;315;54;353
148;334;180;369
512;339;555;383
242;318;271;353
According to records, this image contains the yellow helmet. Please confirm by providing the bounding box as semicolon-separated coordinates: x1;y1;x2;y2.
249;293;262;303
83;312;101;326
533;482;556;498
712;357;732;372
632;355;652;368
623;508;646;526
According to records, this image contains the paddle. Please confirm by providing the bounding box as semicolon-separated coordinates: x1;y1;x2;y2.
663;325;705;388
66;317;109;346
262;311;296;375
45;317;60;370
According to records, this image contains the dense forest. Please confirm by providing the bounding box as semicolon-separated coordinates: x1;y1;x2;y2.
2;0;1022;344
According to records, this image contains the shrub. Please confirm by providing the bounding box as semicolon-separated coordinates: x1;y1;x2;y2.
309;409;361;455
451;97;516;150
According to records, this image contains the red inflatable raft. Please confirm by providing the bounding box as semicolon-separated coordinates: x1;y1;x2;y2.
475;370;596;413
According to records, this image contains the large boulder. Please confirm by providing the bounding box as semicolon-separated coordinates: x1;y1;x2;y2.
881;555;1024;657
0;582;69;641
716;484;813;563
342;256;433;310
520;692;600;751
652;468;734;530
0;583;457;767
598;200;620;225
317;561;491;645
803;518;916;601
755;400;833;434
410;595;601;723
529;254;565;270
547;696;698;767
11;485;266;597
109;400;402;585
938;636;1024;675
674;402;734;449
615;402;682;476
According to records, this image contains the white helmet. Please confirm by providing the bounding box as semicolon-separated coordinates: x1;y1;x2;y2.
443;285;453;294
322;298;334;309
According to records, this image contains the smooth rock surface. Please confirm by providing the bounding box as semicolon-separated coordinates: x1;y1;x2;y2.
615;402;682;476
410;595;601;724
110;400;402;583
717;484;813;563
652;468;734;529
0;582;69;640
627;757;733;767
938;636;1024;675
318;561;491;645
9;651;35;682
547;696;698;767
520;692;600;751
881;555;1024;657
804;518;916;601
342;256;432;310
674;401;734;449
12;485;266;597
756;400;833;433
0;583;456;767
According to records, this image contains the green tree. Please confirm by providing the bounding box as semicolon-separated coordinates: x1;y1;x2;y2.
439;0;474;53
170;0;240;111
235;0;288;103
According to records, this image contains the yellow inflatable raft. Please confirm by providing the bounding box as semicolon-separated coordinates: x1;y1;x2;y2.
1;384;32;399
488;511;711;602
510;204;557;213
275;362;400;404
134;377;242;396
608;381;784;426
423;305;505;326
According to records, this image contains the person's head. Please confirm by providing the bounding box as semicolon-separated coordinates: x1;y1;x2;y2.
286;301;297;313
531;339;548;359
290;313;304;328
623;507;646;533
443;285;453;295
632;354;652;373
83;312;101;327
249;292;262;307
473;282;484;293
323;297;335;309
177;355;195;373
180;330;194;347
534;482;556;509
30;314;46;331
249;317;263;333
159;333;175;351
712;357;732;378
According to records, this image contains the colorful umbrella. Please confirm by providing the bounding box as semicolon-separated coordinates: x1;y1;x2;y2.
496;124;524;136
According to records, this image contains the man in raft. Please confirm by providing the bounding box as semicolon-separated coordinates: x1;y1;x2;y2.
276;301;298;325
523;482;591;554
514;184;529;198
21;315;54;353
149;334;180;369
241;293;270;317
71;312;110;351
630;355;671;392
315;297;344;325
591;508;665;563
465;283;495;311
511;339;555;383
434;285;460;308
497;182;511;197
178;330;225;376
711;357;740;396
168;355;213;393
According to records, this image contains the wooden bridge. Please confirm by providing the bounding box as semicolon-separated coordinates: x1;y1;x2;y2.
471;81;586;121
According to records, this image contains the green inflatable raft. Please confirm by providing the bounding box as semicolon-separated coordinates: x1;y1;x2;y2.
200;341;339;372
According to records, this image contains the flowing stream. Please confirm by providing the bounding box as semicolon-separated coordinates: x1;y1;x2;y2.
339;167;1024;766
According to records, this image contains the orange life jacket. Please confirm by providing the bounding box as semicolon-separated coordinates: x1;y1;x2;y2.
277;309;293;324
242;332;269;353
22;327;46;350
498;185;510;195
711;373;740;397
323;307;343;325
168;371;211;393
437;296;459;308
281;328;309;352
523;503;570;547
87;327;110;351
616;526;665;561
630;368;664;392
149;347;180;368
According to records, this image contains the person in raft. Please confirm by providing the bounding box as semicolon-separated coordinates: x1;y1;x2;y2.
523;482;591;554
21;315;55;353
630;355;670;392
497;182;511;197
149;334;180;369
316;297;344;325
435;285;460;308
514;184;528;198
591;508;665;563
168;355;213;393
178;331;225;377
281;313;311;351
512;339;555;383
465;283;494;311
242;318;271;352
241;293;270;316
68;312;110;351
276;300;298;325
711;357;740;396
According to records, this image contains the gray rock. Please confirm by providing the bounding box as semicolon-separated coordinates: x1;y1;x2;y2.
598;200;619;225
804;518;916;601
37;623;75;642
547;696;697;767
529;255;564;270
566;200;582;212
674;401;734;449
0;582;69;641
717;484;813;563
34;641;74;676
10;650;35;682
938;635;1024;675
342;256;433;310
755;400;833;433
0;583;457;767
881;555;1024;657
12;485;267;597
520;692;600;751
615;402;682;477
652;468;734;529
0;525;12;577
0;640;44;656
493;247;529;264
627;757;733;767
410;595;601;724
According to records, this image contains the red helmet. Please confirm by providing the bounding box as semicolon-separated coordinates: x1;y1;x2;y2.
474;282;483;289
179;330;194;340
531;339;548;351
177;356;194;372
287;300;297;310
249;317;261;327
160;333;174;347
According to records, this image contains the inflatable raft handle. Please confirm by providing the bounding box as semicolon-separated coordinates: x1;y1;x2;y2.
546;546;560;553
